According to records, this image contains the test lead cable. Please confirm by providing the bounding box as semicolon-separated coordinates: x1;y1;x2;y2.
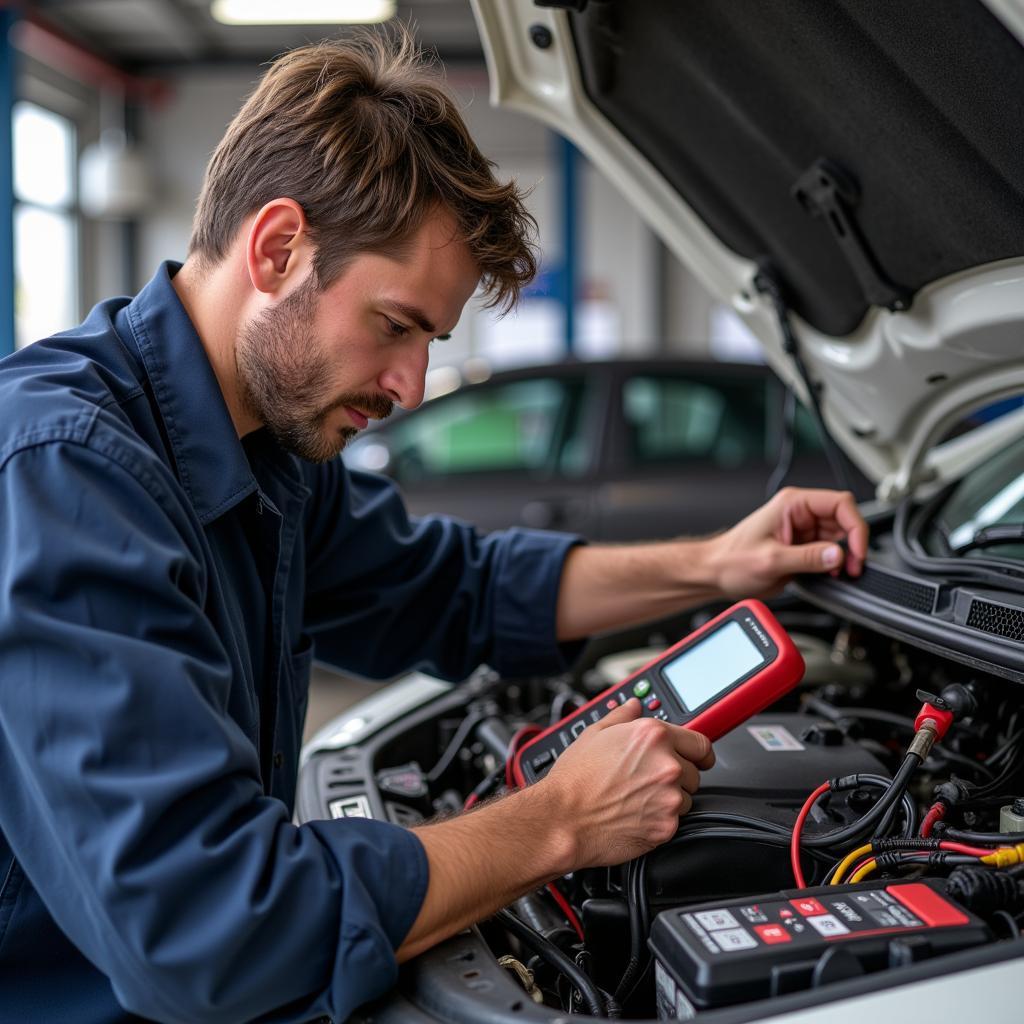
793;691;959;886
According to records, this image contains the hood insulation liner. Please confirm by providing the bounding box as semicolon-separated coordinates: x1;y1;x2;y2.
569;0;1024;336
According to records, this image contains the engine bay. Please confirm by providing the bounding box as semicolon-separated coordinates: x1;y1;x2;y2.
297;571;1024;1022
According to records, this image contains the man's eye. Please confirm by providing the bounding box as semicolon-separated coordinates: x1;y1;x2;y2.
384;317;409;337
432;333;451;344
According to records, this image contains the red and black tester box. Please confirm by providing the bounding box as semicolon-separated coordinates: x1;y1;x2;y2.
649;879;990;1016
513;600;804;787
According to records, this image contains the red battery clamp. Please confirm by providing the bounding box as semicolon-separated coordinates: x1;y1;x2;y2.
512;599;805;787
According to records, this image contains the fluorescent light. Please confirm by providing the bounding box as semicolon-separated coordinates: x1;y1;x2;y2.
211;0;396;25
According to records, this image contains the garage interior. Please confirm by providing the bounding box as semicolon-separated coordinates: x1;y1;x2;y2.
6;0;757;737
4;4;1023;1023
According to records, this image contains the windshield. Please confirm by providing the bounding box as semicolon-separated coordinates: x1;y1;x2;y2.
925;433;1024;561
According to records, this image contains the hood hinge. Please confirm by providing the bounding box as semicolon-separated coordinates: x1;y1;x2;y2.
793;159;913;313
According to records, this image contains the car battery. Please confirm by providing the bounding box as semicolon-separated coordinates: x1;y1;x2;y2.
645;714;891;906
649;879;989;1019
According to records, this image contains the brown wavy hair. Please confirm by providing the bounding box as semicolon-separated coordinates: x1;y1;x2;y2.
189;28;537;311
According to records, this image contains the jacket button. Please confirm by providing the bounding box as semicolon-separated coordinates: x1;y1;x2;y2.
273;751;284;769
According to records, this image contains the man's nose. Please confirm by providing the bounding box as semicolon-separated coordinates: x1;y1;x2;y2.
379;344;429;410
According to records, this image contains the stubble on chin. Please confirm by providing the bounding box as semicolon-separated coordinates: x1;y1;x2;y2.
235;282;339;462
235;282;395;464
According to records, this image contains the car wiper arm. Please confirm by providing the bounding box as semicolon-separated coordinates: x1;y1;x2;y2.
954;523;1024;555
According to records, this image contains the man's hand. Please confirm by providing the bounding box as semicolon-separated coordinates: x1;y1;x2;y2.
538;698;715;867
398;698;714;963
708;487;868;599
555;486;868;641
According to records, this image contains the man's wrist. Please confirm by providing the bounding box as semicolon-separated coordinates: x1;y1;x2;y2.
520;777;579;877
674;534;729;602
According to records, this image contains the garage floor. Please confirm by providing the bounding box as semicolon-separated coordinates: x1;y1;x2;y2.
303;663;382;744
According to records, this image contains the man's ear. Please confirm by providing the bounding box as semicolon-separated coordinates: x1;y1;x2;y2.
245;198;315;295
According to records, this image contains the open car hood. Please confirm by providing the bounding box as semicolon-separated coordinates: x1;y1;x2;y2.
471;0;1024;500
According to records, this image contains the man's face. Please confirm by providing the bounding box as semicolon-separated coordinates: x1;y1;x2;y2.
236;209;479;463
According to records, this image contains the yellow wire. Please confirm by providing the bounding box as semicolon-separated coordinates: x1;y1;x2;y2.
981;843;1024;868
850;858;878;883
831;843;873;886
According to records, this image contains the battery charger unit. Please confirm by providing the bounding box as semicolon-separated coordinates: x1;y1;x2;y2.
649;879;990;1017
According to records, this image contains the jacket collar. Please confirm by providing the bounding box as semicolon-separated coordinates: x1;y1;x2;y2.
119;261;259;525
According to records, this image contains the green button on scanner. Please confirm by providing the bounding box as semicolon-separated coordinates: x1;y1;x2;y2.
633;679;651;699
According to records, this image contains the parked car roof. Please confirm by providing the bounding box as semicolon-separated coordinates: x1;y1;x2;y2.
344;357;870;541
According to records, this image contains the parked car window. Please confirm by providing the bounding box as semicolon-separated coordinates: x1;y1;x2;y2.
926;432;1024;561
622;375;767;467
384;377;582;481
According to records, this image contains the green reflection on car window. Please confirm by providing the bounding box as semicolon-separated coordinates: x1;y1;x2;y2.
388;378;579;480
622;375;767;467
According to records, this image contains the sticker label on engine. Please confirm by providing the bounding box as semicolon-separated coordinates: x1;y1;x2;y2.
746;724;804;751
655;960;697;1020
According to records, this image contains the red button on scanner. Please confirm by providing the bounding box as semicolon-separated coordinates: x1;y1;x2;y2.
754;924;791;944
647;698;661;711
791;897;827;917
606;699;619;710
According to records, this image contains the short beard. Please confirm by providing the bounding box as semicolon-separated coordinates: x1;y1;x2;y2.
236;279;392;463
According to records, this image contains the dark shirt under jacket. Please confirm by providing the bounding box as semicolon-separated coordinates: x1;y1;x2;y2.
0;263;580;1024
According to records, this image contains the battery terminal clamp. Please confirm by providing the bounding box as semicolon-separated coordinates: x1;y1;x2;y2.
910;684;977;759
792;684;978;887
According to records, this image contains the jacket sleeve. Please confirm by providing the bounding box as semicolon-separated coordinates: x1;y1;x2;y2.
0;435;427;1024
300;463;585;681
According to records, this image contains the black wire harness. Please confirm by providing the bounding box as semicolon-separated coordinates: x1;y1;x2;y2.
494;909;610;1018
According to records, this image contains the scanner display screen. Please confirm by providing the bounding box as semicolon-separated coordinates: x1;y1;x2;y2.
661;621;766;711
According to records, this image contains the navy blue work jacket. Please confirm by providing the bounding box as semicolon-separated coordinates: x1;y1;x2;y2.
0;263;580;1023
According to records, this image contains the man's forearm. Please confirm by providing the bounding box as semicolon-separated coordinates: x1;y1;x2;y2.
554;487;870;642
396;489;869;962
398;783;574;962
555;537;724;641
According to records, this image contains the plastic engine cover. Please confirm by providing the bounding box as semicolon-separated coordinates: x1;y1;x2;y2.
646;714;889;906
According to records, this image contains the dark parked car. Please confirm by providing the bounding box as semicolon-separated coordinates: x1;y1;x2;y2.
344;358;867;540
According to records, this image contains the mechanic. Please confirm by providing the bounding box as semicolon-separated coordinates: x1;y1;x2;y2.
0;31;868;1024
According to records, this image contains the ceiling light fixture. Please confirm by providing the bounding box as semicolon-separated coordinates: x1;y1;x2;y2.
210;0;396;26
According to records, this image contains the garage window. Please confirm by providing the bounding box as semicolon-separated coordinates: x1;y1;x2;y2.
14;101;79;349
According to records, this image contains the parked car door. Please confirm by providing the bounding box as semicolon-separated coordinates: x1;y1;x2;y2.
595;364;778;540
345;370;606;536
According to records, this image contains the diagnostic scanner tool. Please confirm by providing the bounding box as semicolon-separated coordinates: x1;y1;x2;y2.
513;599;804;786
649;880;988;1014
